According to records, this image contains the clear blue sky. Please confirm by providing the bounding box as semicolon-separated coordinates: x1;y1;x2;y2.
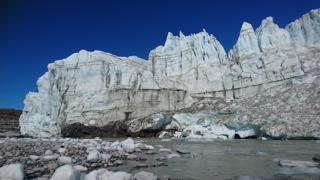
0;0;319;109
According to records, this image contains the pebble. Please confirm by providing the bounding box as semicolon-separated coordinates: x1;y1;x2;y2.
157;156;167;161
111;151;121;158
107;162;114;167
135;163;149;168
127;154;138;160
42;154;59;161
159;148;172;153
114;160;124;166
46;163;58;171
44;150;53;156
90;162;103;168
176;148;190;154
256;150;267;156
57;148;66;154
111;141;120;148
145;150;157;155
135;148;142;153
30;155;40;160
135;143;154;150
73;165;87;172
167;153;181;159
151;162;168;167
137;157;148;161
27;166;45;177
58;156;72;164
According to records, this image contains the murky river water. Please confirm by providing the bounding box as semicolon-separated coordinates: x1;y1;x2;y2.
109;139;320;180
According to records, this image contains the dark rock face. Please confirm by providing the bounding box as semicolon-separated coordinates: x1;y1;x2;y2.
61;122;128;138
61;122;163;138
0;109;21;137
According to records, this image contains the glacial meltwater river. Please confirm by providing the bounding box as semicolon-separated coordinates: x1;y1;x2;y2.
109;139;320;180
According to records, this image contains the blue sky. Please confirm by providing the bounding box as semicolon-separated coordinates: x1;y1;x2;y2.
0;0;319;109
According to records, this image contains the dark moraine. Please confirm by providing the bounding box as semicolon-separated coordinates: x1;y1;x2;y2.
0;109;21;137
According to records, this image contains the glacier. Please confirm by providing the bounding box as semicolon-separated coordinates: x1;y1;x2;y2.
19;9;320;139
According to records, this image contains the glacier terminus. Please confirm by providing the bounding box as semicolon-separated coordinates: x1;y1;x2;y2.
20;9;320;139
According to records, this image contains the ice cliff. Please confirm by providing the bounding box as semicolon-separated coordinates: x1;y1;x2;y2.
20;9;320;139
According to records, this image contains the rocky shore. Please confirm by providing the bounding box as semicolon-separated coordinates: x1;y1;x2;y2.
1;109;320;179
1;137;320;179
0;137;190;179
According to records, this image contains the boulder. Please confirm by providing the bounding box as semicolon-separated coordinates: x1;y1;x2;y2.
101;153;111;161
134;171;158;180
121;138;135;153
0;163;24;180
50;165;80;180
87;150;101;162
312;154;320;162
83;168;108;180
